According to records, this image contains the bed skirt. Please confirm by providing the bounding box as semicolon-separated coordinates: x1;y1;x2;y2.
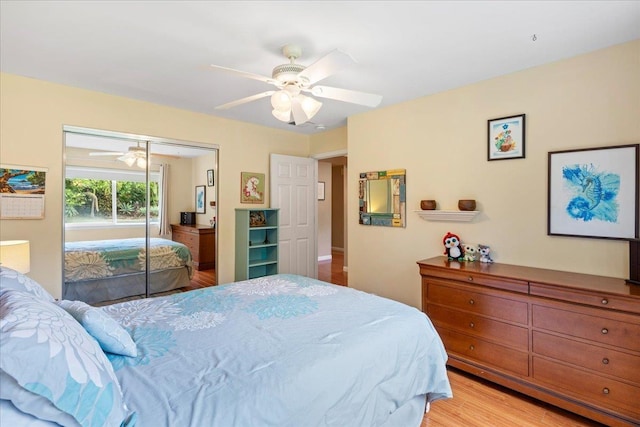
62;266;190;304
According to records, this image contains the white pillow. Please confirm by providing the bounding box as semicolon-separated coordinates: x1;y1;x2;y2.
56;300;137;357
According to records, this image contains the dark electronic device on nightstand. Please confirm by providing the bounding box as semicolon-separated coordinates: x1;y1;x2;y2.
180;212;196;225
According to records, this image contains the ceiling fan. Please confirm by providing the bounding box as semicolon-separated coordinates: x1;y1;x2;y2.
89;143;148;168
211;44;383;125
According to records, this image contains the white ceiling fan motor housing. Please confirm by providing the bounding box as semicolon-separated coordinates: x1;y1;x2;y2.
272;44;308;86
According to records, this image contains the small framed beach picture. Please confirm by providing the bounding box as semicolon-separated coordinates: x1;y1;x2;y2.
488;114;526;161
548;144;639;240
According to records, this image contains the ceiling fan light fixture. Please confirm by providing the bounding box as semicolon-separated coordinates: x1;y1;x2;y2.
299;95;322;120
136;157;147;169
272;108;291;122
122;156;136;167
271;90;292;111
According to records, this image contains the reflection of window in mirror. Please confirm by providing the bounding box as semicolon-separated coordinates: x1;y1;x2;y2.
368;179;391;213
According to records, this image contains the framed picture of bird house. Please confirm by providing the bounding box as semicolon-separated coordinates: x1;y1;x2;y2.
547;144;639;240
488;114;526;161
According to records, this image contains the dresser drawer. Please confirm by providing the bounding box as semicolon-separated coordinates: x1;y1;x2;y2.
532;304;640;352
428;281;528;325
424;269;528;293
173;233;198;255
533;331;640;384
173;230;197;246
533;357;640;420
531;282;640;315
428;304;528;351
438;328;529;376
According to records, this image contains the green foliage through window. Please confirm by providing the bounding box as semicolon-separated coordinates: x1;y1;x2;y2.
65;177;159;224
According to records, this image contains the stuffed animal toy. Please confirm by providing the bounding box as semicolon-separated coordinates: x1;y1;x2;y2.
462;244;477;262
443;232;463;261
478;244;494;263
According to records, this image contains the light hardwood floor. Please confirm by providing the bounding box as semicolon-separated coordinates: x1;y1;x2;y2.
423;368;603;426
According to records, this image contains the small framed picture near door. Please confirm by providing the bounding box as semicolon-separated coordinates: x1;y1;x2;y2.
207;169;214;186
195;185;206;214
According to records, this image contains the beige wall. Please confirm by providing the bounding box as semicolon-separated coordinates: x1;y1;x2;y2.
2;41;637;308
0;73;309;297
309;126;347;155
348;40;640;308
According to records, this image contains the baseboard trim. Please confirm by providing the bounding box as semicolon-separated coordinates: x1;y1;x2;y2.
331;247;345;253
342;266;348;272
318;255;332;262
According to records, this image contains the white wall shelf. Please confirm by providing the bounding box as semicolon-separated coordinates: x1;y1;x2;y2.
414;210;479;222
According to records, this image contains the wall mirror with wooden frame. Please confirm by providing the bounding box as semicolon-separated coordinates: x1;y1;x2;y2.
358;169;406;227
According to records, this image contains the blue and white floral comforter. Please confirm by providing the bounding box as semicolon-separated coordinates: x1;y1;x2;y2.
64;238;192;282
103;274;452;426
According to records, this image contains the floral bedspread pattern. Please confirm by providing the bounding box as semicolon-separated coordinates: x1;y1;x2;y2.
64;238;192;282
102;274;452;426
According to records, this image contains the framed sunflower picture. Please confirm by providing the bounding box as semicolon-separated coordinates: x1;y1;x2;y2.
488;114;525;161
548;144;639;240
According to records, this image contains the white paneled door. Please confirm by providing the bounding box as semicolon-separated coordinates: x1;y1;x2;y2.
270;154;318;278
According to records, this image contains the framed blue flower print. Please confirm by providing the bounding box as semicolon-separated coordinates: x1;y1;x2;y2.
488;114;526;160
548;144;639;240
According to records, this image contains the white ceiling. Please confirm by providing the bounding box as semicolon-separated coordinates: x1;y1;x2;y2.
1;1;639;135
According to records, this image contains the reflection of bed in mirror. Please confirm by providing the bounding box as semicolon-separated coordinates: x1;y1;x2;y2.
63;238;192;304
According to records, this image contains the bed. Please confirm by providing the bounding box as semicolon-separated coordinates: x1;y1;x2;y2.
0;268;452;427
63;237;193;304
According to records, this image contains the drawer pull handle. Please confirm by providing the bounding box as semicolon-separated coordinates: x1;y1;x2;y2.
469;299;475;305
601;298;608;305
602;387;610;395
469;322;475;328
601;328;609;335
467;276;474;282
602;358;609;365
469;345;475;351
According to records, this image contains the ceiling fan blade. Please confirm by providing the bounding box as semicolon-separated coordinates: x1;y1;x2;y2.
298;49;356;85
310;85;382;107
89;152;125;156
215;91;275;110
210;64;276;85
291;97;310;126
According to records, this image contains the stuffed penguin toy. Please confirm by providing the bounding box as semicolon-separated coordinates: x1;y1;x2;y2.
443;232;463;260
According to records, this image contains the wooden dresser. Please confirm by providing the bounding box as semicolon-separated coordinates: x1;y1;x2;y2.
417;256;640;427
171;224;215;270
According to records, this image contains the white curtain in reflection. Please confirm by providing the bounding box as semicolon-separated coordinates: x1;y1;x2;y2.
158;163;171;236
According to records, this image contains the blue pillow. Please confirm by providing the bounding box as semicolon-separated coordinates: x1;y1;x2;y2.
0;267;54;302
56;300;137;357
0;290;135;427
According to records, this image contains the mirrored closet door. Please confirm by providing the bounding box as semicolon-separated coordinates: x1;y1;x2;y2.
63;127;218;305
